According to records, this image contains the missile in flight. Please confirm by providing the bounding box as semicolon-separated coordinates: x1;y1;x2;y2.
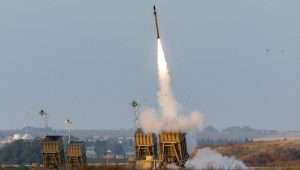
153;5;160;39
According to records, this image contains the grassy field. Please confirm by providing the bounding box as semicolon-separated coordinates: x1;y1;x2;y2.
202;139;300;168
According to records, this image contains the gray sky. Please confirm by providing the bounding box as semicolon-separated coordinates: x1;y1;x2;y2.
0;0;300;130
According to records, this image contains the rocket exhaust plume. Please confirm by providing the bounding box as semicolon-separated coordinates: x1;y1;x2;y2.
138;6;205;132
157;39;177;122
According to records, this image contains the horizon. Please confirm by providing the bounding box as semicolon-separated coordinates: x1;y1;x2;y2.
0;125;295;132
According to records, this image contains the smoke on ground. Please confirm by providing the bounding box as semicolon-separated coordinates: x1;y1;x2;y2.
138;39;205;133
185;148;247;169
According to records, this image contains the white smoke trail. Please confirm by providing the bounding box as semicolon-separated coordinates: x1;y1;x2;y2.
185;148;247;169
157;39;178;122
138;39;205;133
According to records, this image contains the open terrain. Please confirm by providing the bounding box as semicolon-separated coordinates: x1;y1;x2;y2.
200;139;300;168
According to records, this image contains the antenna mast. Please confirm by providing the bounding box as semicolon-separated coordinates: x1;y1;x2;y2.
131;100;140;129
65;119;72;144
39;109;48;129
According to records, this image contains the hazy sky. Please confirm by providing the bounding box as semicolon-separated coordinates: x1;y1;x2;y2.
0;0;300;130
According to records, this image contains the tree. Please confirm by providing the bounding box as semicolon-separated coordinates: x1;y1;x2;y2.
0;139;41;164
95;140;108;157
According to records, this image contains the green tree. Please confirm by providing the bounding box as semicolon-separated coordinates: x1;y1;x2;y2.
0;139;41;164
95;140;108;157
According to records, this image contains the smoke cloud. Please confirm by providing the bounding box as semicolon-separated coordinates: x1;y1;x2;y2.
138;39;205;133
185;148;247;169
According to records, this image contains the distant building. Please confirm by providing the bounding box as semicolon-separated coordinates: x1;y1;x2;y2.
86;146;97;159
115;154;125;160
103;150;114;162
0;133;33;145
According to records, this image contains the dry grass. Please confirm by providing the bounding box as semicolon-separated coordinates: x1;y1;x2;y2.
206;140;300;167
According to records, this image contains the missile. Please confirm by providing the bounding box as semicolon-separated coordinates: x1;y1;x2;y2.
153;5;160;39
